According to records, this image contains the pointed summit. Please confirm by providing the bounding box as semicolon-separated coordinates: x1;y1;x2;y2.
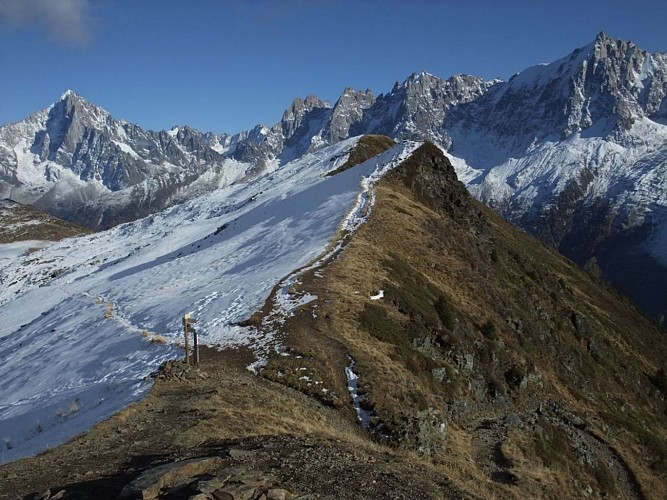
403;71;440;87
281;95;330;138
594;31;613;45
58;89;82;102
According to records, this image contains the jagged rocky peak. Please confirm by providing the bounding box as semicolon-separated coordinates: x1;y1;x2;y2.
469;32;667;143
388;72;491;119
31;90;115;164
281;95;331;137
50;89;113;129
566;32;667;132
592;31;639;59
335;87;375;107
397;71;488;102
592;32;667;121
325;87;375;143
362;71;491;147
404;70;439;86
388;71;440;96
168;124;203;144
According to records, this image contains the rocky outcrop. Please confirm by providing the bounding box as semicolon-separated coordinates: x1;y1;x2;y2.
120;460;297;500
324;88;374;144
118;457;224;499
362;72;491;148
151;360;208;383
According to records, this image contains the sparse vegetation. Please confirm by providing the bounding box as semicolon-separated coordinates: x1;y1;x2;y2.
104;302;114;319
480;319;498;339
532;419;572;468
382;254;450;330
434;295;454;330
650;367;667;397
358;303;404;346
0;201;89;244
141;330;167;344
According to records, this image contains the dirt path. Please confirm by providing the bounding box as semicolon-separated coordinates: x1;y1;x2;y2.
471;420;517;486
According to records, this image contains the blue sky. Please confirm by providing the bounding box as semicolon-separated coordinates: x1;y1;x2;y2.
1;0;666;134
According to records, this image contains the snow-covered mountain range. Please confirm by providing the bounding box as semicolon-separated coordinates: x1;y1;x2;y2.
1;32;665;319
0;89;255;228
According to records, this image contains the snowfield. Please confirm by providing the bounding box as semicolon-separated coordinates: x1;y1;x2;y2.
448;117;667;265
0;138;420;463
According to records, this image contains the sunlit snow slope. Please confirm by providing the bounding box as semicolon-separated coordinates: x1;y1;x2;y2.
0;137;419;463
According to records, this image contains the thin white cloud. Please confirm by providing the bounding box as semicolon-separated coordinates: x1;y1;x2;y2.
0;0;92;46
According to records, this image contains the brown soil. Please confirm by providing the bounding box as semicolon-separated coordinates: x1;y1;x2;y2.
0;201;89;244
0;346;467;499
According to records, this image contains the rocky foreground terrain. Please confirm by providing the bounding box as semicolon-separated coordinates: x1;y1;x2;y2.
1;141;665;499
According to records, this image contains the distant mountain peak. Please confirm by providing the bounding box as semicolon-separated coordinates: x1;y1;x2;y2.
402;71;442;87
339;87;373;99
594;31;613;44
59;89;77;100
409;71;436;80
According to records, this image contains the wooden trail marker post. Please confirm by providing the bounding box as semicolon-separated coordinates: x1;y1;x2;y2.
182;313;199;365
193;324;199;365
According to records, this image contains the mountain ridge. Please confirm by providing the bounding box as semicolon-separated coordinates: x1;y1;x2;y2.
1;139;664;499
1;32;666;320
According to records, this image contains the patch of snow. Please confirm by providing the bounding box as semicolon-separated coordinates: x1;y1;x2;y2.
113;141;141;159
0;240;49;263
210;141;228;154
345;356;372;428
370;290;384;301
247;357;267;375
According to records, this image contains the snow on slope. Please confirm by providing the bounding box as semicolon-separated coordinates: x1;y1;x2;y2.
450;117;667;255
0;137;418;463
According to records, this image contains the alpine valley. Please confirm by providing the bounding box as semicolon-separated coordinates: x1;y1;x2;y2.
1;33;666;499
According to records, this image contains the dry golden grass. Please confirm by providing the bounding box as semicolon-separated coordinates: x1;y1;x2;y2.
258;144;667;499
103;302;114;319
326;134;395;177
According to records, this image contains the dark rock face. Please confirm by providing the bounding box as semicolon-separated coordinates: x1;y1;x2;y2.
360;72;491;148
385;142;470;216
324;88;375;144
